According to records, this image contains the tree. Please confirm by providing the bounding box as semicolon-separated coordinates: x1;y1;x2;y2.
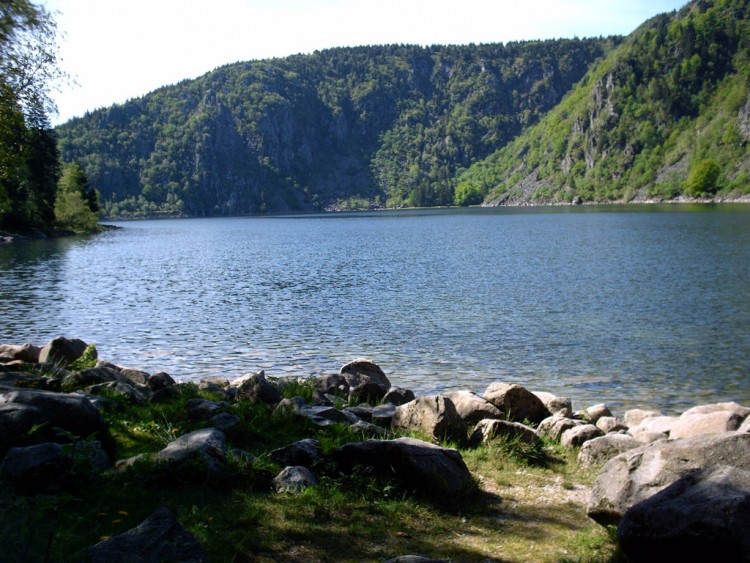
55;161;99;232
684;158;721;197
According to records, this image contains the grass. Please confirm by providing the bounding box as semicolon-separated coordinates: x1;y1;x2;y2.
0;379;624;562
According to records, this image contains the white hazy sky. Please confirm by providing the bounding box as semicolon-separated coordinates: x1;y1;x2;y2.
42;0;688;125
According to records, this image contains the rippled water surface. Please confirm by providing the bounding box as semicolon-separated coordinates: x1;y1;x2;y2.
2;205;749;413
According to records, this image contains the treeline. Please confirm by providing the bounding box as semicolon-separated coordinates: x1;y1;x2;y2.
0;1;99;235
56;40;617;217
458;0;750;204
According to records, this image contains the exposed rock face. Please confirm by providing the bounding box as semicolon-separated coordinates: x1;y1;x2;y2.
156;428;227;472
617;465;750;561
587;432;750;526
392;396;467;444
38;336;90;367
669;411;744;439
331;437;473;495
339;359;391;393
470;419;541;447
273;466;319;493
442;390;502;426
228;371;282;404
578;434;641;468
88;506;208;562
482;382;548;423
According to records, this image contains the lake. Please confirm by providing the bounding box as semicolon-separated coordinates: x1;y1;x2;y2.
2;204;749;414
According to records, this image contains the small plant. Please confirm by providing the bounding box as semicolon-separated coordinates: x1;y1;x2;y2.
69;344;98;370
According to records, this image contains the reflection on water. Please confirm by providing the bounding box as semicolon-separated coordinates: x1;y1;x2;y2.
1;204;749;414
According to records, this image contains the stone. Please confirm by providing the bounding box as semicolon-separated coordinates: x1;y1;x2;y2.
582;403;612;424
630;430;669;444
682;401;750;419
348;381;387;404
740;417;750;434
339;358;391;393
228;448;257;465
392;396;467;445
470;419;541;447
273;396;306;417
482;382;548;423
350;420;390;438
87;506;208;562
578;434;642;468
617;465;750;561
185;398;227;421
209;412;240;433
442;390;502;426
1;442;68;492
0;343;41;364
314;373;349;396
560;424;603;448
228;371;282;404
534;391;572;417
628;415;679;436
38;336;90;367
382;386;416;406
595;416;628;434
536;416;587;442
300;405;351;424
270;439;322;468
345;405;373;422
623;408;661;428
88;381;149;404
156;428;227;472
274;466;318;493
587;432;750;526
669;411;744;439
61;366;121;391
147;371;176;391
332;437;473;495
372;403;396;427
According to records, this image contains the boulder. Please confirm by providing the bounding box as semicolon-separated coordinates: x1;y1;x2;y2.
628;415;679;436
587;432;750;526
0;343;41;364
87;506;208;562
372;403;396;427
630;430;669;444
595;416;628;434
682;401;750;419
560;424;603;448
392;396;466;445
118;367;150;386
617;465;750;561
350;420;390;438
382;386;415;406
345;405;373;422
156;428;227;472
442;390;502;426
273;466;319;493
348;381;387;404
228;371;282;404
88;381;149;404
623;408;661;428
578;434;642;468
581;404;612;424
470;419;541;447
482;382;548;423
314;373;349;396
339;359;391;393
185;398;228;421
533;391;572;417
1;442;68;492
270;439;322;468
536;416;586;442
273;396;306;417
61;366;121;391
669;411;744;439
38;336;89;367
740;417;750;434
147;371;176;391
300;405;351;424
209;412;240;433
332;437;473;495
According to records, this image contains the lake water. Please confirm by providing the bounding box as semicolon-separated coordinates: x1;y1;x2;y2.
1;205;749;414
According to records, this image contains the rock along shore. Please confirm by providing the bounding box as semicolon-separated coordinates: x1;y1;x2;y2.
1;336;749;561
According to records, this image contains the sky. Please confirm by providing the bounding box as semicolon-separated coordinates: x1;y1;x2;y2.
42;0;688;125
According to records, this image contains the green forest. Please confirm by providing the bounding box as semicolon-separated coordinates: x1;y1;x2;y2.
3;0;750;229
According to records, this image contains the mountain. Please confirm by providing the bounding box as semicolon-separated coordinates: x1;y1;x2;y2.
55;40;617;217
458;0;750;205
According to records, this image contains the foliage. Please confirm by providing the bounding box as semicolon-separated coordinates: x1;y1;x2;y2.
68;343;98;370
460;0;750;204
55;39;617;217
685;157;721;195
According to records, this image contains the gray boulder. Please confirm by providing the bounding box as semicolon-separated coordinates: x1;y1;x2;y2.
587;432;750;526
482;382;548;423
0;343;41;363
350;420;390;438
533;391;572;417
617;465;750;561
270;438;322;467
442;390;502;426
581;404;612;424
578;434;642;468
470;419;541;447
561;424;603;448
273;466;319;493
273;396;306;417
372;403;396;427
623;408;661;428
382;386;415;406
682;401;750;419
185;398;228;421
88;506;208;562
228;371;282;404
628;415;679;436
332;437;473;495
209;412;240;433
536;416;587;442
314;373;349;396
147;371;176;391
669;411;744;439
348;381;387;404
595;416;628;434
392;396;467;445
300;405;351;424
1;442;68;491
38;336;90;367
156;428;227;472
339;358;391;393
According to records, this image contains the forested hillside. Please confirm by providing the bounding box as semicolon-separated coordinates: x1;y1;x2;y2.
458;0;750;204
55;40;616;217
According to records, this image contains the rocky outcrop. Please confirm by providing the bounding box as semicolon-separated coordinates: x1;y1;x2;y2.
617;465;750;561
227;371;282;404
38;336;90;367
339;359;391;397
392;396;466;445
587;432;750;526
482;382;548;424
577;434;641;468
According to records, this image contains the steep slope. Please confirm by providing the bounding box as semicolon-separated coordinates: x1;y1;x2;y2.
55;41;615;217
458;0;750;205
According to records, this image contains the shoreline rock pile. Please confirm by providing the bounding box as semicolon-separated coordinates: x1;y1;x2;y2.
2;337;749;560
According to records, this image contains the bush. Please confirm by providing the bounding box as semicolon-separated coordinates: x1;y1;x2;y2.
684;158;721;196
